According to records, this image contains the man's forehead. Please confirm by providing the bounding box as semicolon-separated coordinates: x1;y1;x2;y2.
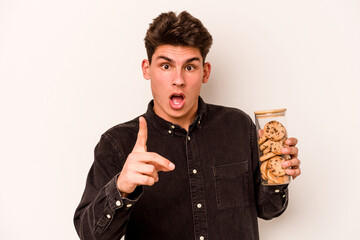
152;45;202;61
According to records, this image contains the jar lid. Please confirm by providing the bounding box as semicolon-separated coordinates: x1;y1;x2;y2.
254;108;287;118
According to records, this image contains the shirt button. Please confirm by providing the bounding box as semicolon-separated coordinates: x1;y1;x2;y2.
200;236;204;240
275;189;280;193
283;194;286;198
106;214;111;219
187;136;191;140
126;204;132;208
197;203;202;208
168;130;172;134
171;125;175;129
193;169;197;174
116;200;121;206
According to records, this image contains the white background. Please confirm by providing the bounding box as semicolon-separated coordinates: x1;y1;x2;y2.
1;0;360;239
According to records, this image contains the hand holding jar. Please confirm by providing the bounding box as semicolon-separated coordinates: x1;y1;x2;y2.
255;109;301;185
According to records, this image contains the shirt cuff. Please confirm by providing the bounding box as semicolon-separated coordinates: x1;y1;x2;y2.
104;173;144;212
263;184;289;195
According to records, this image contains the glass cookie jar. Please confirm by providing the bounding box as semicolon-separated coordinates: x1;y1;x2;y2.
254;108;291;185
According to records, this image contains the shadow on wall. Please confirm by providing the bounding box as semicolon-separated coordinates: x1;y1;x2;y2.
200;58;233;105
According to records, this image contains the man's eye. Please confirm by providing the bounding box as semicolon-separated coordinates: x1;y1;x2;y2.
161;64;170;70
186;65;194;71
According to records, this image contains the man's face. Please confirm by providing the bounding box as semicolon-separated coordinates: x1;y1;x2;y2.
142;45;211;129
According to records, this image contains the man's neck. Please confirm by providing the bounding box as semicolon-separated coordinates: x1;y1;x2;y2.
175;116;196;132
152;105;198;132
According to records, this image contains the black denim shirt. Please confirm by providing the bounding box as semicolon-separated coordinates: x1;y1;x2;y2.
74;97;288;240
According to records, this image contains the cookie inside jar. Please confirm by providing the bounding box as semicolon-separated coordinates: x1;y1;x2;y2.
254;108;291;185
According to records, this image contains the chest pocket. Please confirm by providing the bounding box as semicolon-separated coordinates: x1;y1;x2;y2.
213;161;249;210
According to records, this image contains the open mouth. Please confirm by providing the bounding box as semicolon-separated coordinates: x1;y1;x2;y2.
169;93;185;109
170;94;184;105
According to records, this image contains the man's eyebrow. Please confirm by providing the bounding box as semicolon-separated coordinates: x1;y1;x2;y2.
185;57;201;64
157;56;174;63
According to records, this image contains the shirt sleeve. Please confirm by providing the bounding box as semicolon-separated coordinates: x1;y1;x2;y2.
250;122;289;220
74;134;143;240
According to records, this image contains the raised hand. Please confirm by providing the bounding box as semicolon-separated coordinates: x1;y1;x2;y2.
117;117;175;197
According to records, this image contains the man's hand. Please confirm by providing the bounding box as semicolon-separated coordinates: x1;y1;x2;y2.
281;137;301;179
117;117;175;197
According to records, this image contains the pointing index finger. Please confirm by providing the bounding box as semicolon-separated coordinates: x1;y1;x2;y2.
133;116;148;152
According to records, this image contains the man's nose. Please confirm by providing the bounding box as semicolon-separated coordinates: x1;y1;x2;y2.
172;70;185;87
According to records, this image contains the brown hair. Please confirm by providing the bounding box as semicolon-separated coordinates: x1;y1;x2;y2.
144;11;213;64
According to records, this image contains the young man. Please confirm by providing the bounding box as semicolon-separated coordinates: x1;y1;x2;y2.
74;11;301;240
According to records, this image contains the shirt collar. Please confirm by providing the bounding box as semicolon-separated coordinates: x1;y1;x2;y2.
144;96;207;135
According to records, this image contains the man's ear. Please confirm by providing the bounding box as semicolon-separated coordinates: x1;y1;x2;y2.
202;62;211;83
142;59;151;80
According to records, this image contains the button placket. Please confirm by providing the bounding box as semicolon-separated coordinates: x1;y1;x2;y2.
186;133;208;240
